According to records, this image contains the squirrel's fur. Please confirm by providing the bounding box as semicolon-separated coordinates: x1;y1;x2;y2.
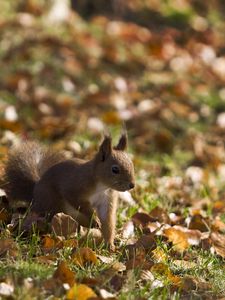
4;134;135;249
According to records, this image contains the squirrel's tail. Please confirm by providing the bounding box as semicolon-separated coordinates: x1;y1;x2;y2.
4;141;66;204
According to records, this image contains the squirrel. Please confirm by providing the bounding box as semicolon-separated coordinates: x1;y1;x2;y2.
4;133;135;250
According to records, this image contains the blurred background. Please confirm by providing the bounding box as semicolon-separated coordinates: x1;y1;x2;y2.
1;0;225;208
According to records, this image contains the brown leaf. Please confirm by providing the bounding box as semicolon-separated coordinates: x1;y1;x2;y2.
66;283;97;300
53;261;76;287
149;207;170;224
71;247;98;267
135;233;157;251
164;227;189;252
212;217;225;233
126;255;154;270
188;214;209;232
0;203;11;223
131;212;153;228
181;276;212;292
36;254;58;265
210;232;225;258
51;213;78;238
0;239;18;258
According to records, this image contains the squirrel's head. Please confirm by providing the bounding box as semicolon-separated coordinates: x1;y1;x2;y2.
95;133;135;192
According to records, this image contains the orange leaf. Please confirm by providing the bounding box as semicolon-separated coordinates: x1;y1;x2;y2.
53;261;76;287
151;263;182;286
41;235;63;252
0;239;18;258
164;227;189;252
66;284;96;300
71;247;98;267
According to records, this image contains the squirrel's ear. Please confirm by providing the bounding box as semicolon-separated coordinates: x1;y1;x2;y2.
114;132;128;151
98;135;112;161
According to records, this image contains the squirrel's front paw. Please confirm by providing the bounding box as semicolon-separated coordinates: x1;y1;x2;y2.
107;243;116;252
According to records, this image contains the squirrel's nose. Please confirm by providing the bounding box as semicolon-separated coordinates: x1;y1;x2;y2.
129;182;135;189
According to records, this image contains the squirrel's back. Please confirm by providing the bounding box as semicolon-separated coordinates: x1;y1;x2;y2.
4;141;66;203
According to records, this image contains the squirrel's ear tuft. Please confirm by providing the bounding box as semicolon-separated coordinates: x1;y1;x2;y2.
114;132;128;151
98;135;112;161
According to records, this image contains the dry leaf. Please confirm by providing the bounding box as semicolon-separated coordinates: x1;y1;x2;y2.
131;212;153;228
149;206;170;224
72;247;98;267
151;263;181;286
0;238;18;258
36;254;58;265
0;282;14;297
135;233;157;251
152;247;168;262
41;235;64;252
188;214;209;232
66;284;97;300
181;276;212;291
53;261;76;287
121;220;135;239
51;213;78;238
173;260;197;269
212;217;225;233
210;232;225;258
164;227;189;252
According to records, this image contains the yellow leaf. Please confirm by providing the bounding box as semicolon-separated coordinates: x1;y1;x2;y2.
164;227;189;252
151;263;182;286
66;284;96;300
71;247;98;267
152;247;167;262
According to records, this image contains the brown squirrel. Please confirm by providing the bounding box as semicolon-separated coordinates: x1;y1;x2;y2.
4;133;135;250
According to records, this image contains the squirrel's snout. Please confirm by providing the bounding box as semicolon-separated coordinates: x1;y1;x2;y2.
128;182;135;190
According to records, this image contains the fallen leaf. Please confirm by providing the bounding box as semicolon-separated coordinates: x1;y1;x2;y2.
71;247;98;267
151;263;181;286
152;247;168;262
131;212;153;228
53;261;76;287
0;203;11;223
121;220;135;239
212;217;225;233
51;212;78;238
210;232;225;258
149;206;170;224
36;254;58;265
97;255;114;264
188;214;209;232
0;239;18;258
173;260;197;269
164;227;189;252
0;282;14;297
135;233;157;251
41;235;64;252
66;284;97;300
212;201;225;214
181;276;212;292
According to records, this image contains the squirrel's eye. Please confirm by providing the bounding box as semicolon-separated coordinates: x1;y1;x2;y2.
112;165;120;174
